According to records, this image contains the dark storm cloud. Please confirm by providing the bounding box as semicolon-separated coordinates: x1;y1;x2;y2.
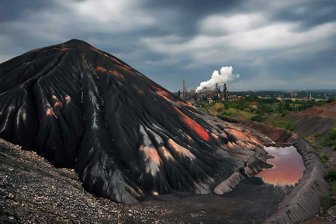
0;0;54;21
268;1;336;30
143;0;245;36
0;0;335;90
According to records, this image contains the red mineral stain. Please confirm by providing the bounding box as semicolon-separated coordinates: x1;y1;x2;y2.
142;146;161;164
45;108;55;117
110;57;132;71
229;128;261;145
211;133;219;140
178;100;195;109
167;139;196;159
53;47;70;51
158;146;174;161
221;132;228;138
173;105;210;142
111;70;125;80
153;86;175;102
91;47;132;72
54;101;62;108
95;66;107;73
95;66;125;80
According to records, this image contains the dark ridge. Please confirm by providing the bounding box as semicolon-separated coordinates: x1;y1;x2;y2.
0;39;264;203
64;39;91;45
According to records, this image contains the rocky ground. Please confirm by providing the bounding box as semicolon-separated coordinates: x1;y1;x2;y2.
0;138;286;224
0;139;168;223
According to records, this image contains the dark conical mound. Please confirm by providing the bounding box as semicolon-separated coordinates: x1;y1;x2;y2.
0;40;265;203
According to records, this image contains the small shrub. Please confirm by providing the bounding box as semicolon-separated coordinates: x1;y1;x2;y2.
222;111;232;116
320;154;329;163
331;181;336;192
272;120;295;131
250;114;263;122
322;128;336;150
320;196;336;214
281;111;288;117
325;170;336;183
217;114;238;123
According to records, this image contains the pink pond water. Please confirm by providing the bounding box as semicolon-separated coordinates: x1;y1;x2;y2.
255;146;305;186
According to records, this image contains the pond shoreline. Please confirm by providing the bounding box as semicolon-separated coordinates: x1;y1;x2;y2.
256;146;304;186
244;120;329;223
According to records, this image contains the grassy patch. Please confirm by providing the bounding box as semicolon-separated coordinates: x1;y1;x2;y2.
325;170;336;183
331;181;336;192
320;195;336;215
271;120;295;131
320;154;329;163
321;128;336;150
250;114;264;122
325;170;336;192
304;135;316;146
207;103;224;115
320;170;336;215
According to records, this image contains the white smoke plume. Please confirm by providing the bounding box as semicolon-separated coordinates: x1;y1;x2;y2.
196;66;240;93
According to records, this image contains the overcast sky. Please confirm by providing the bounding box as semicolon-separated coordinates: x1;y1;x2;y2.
1;0;335;91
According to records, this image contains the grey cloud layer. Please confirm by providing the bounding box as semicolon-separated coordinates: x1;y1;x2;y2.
0;0;335;90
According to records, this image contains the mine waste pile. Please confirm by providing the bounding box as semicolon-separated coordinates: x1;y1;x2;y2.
0;39;272;204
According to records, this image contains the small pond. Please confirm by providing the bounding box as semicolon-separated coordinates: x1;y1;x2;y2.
255;146;305;186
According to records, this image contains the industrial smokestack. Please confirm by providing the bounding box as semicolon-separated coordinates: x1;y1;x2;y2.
196;66;240;93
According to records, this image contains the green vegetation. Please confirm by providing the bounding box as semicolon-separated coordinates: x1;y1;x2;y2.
320;170;336;214
197;96;335;138
325;170;336;193
202;96;330;120
325;170;336;183
320;154;329;163
321;128;336;150
199;96;328;131
271;120;295;131
250;114;264;122
320;195;336;215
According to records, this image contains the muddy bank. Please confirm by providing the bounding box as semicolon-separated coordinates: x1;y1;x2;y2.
244;121;329;223
242;120;298;146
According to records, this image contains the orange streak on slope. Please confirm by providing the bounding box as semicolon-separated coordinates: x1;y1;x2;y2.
53;47;70;51
152;86;175;102
152;86;210;142
158;146;174;161
54;101;62;108
145;147;161;164
91;47;132;72
229;128;262;145
173;106;210;142
45;108;55;117
96;66;125;80
167;139;196;159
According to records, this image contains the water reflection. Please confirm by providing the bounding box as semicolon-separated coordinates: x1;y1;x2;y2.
255;146;304;186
